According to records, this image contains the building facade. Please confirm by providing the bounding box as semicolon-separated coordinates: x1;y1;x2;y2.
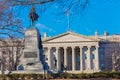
43;31;120;73
0;31;120;73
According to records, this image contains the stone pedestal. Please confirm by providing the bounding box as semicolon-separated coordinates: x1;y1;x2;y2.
18;28;44;71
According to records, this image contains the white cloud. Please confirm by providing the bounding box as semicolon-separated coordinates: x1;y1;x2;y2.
36;23;55;33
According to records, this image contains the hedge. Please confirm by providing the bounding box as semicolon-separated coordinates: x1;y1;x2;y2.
0;71;119;79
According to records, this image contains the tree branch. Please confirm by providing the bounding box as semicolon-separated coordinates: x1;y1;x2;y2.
13;0;54;6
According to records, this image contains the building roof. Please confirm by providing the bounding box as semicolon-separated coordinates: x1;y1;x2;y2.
43;31;120;43
43;31;98;43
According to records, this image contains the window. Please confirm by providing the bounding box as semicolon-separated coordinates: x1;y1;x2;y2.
84;54;87;59
70;55;72;61
92;53;95;59
100;54;104;60
78;56;80;62
100;64;104;69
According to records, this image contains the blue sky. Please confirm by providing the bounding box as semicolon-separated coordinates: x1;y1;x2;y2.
18;0;120;37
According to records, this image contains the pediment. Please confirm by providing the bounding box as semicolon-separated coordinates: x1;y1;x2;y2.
44;31;96;43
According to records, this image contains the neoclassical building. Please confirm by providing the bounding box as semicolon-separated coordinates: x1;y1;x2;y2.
0;30;120;74
42;31;120;73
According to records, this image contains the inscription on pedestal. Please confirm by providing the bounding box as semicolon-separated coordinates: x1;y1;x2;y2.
24;52;37;58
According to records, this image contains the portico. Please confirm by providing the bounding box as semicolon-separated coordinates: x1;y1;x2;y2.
43;31;100;73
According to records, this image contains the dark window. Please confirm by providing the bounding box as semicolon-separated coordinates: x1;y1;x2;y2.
84;54;87;59
92;53;95;59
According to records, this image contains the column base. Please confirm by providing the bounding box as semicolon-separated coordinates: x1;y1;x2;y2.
95;69;101;72
72;69;76;71
85;69;92;73
62;69;101;73
83;68;101;73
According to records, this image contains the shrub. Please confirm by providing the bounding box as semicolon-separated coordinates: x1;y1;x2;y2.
76;73;92;79
0;71;120;79
92;72;110;78
110;72;120;79
11;74;20;79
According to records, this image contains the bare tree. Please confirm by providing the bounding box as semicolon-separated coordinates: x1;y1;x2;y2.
0;0;89;38
0;1;24;73
11;38;24;71
0;0;89;73
0;38;24;74
13;0;89;13
0;0;24;39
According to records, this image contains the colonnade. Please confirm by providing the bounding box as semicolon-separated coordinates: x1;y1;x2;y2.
44;46;100;72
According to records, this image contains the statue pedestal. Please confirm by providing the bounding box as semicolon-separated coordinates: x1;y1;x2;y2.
18;28;44;72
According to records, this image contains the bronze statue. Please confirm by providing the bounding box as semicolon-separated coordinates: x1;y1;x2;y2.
29;6;39;26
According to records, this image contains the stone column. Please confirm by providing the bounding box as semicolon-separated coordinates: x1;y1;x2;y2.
56;47;61;70
64;47;68;69
72;46;76;71
95;46;100;71
87;46;91;70
14;47;17;64
48;47;51;69
80;46;83;72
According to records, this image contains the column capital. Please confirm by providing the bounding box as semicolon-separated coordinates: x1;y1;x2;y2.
79;46;83;49
71;46;75;49
95;45;99;48
87;46;91;48
47;47;51;49
55;47;59;50
43;47;47;48
64;46;67;49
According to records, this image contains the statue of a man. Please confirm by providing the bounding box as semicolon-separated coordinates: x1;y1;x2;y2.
29;6;39;26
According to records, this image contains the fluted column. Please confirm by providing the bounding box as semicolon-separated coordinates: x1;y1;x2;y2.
72;46;76;71
95;46;100;71
56;47;61;70
48;47;51;69
80;46;83;71
87;46;91;70
64;47;68;69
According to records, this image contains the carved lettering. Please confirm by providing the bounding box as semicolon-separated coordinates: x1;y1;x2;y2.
24;52;37;58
